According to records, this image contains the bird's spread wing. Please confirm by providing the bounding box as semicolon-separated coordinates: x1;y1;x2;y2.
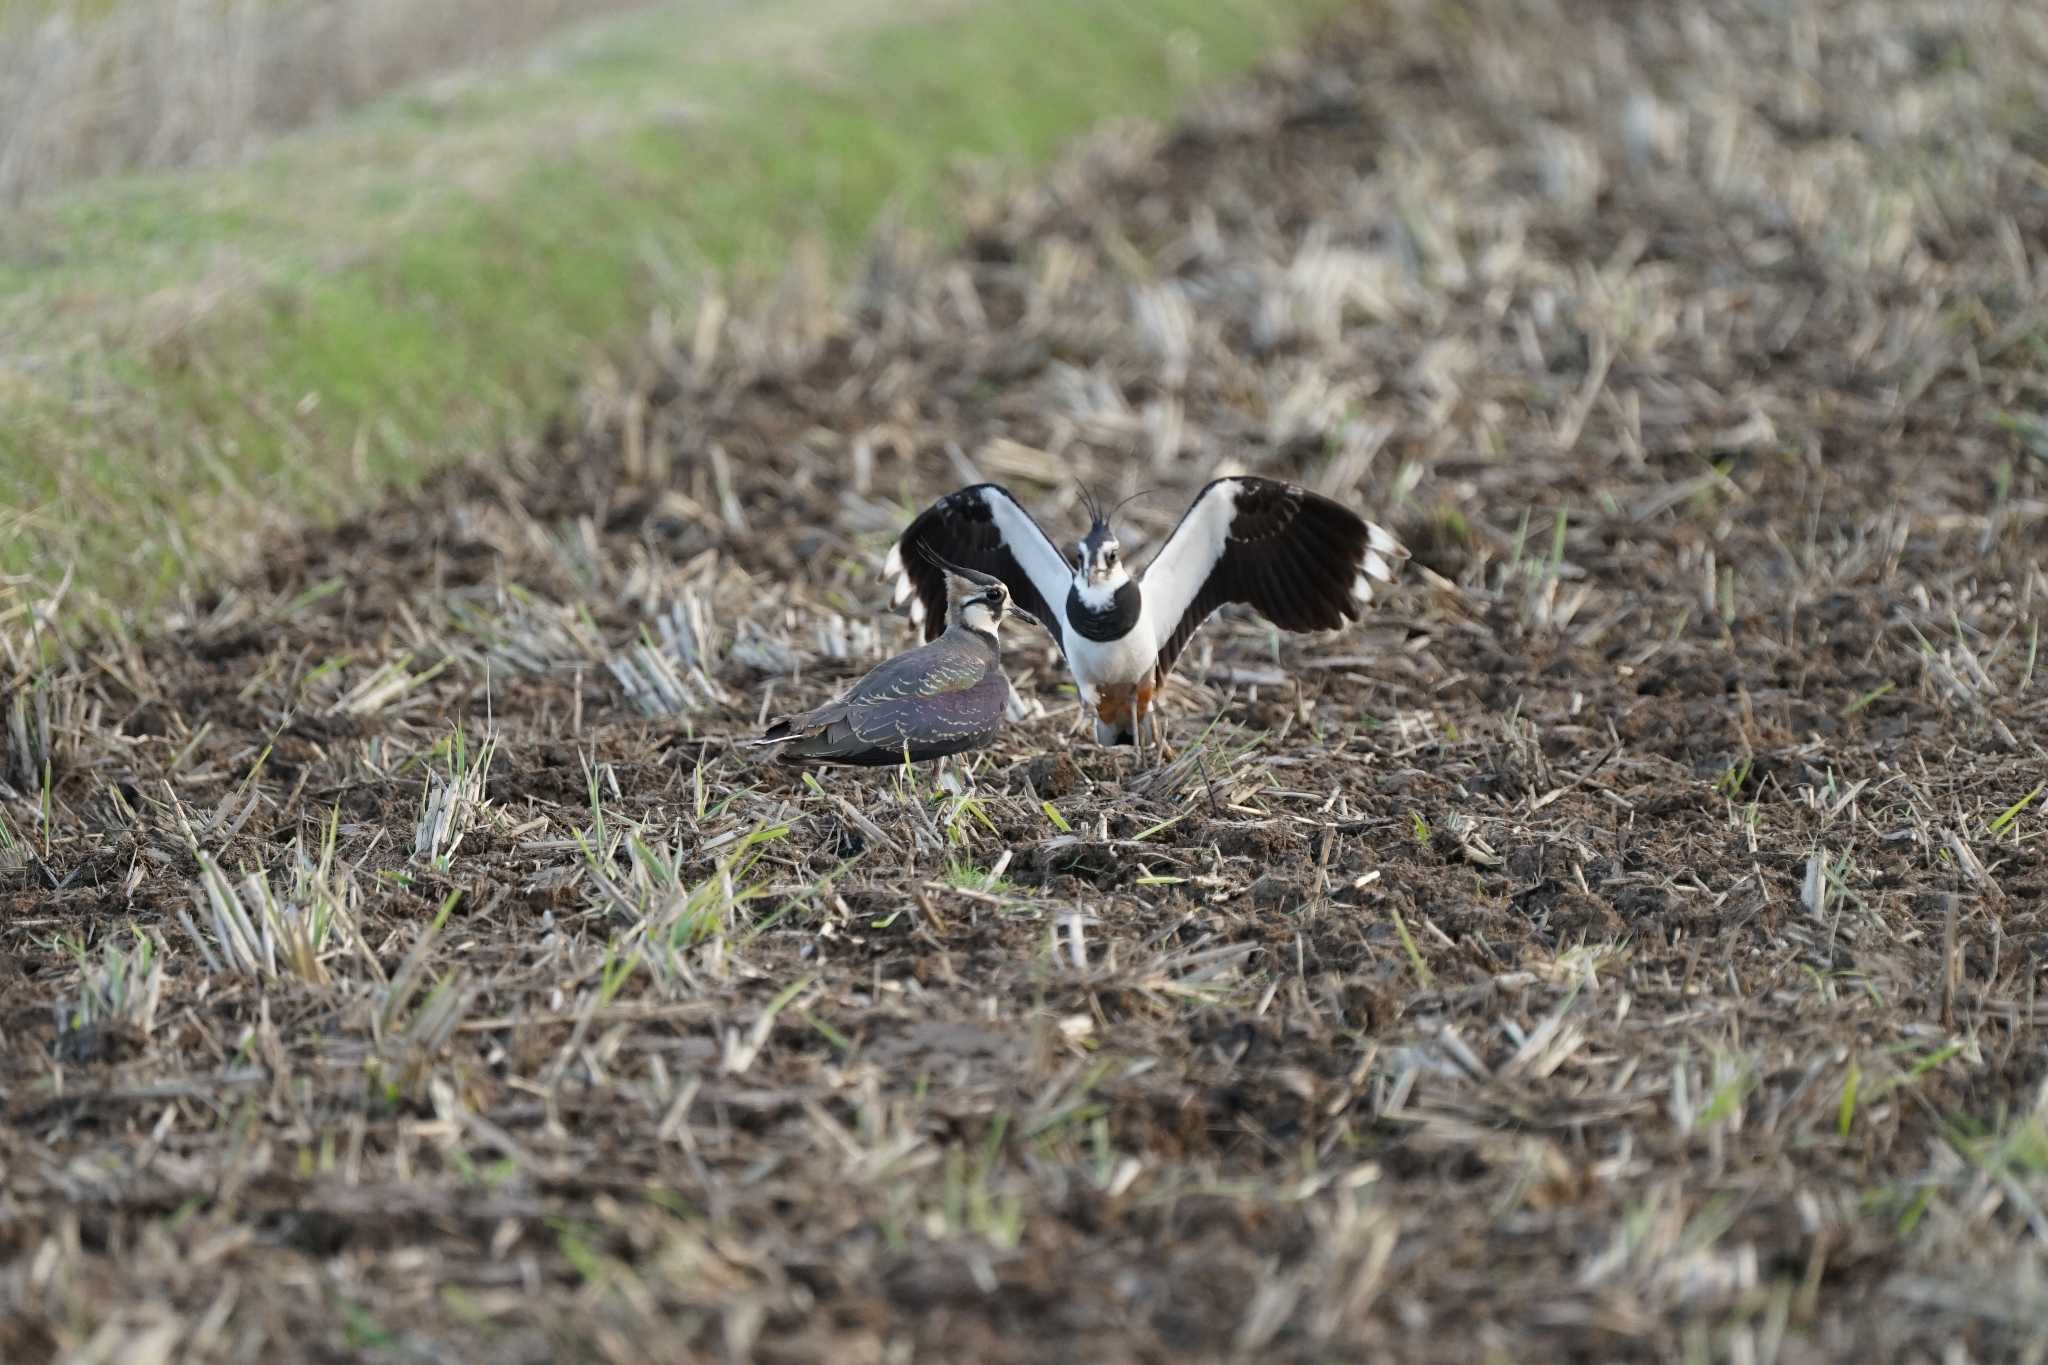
883;484;1070;649
1141;477;1408;681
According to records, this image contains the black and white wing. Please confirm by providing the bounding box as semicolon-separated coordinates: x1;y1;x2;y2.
1141;477;1408;681
882;484;1071;649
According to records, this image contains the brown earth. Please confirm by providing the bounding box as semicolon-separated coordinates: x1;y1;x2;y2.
5;1;2048;1361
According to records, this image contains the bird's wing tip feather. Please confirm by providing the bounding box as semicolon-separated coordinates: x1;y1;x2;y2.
1365;520;1411;563
1347;524;1411;607
1354;523;1410;592
883;540;923;608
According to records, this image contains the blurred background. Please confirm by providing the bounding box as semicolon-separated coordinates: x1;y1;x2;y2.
2;0;658;201
0;0;1335;629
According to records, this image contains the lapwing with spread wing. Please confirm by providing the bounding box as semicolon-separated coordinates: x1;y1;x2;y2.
883;476;1407;762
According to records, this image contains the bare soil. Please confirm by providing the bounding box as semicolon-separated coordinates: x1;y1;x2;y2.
5;1;2048;1361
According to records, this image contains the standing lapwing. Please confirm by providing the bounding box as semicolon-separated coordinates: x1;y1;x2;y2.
745;555;1014;767
883;477;1407;761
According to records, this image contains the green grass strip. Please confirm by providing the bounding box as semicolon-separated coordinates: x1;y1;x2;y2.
0;0;1347;623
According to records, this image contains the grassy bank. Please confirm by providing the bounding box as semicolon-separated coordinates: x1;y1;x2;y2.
0;0;1346;625
0;0;662;202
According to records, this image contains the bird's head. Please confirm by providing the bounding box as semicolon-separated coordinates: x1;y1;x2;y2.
924;550;1009;636
1073;484;1143;593
1076;520;1125;590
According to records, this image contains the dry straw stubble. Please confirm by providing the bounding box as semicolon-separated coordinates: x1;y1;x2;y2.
5;0;2048;1361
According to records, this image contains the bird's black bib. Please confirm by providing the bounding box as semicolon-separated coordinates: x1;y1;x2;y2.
1065;582;1143;643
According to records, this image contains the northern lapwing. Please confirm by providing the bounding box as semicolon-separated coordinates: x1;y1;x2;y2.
746;555;1014;767
883;476;1407;761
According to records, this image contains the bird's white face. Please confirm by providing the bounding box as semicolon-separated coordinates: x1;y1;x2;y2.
957;584;1008;636
1073;532;1127;591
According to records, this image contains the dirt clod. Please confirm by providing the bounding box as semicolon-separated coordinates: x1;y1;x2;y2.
1021;750;1081;798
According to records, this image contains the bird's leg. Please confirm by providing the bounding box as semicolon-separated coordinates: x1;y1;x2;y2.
1150;706;1174;766
1133;680;1170;770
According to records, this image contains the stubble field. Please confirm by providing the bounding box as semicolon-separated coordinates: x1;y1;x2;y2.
5;1;2048;1360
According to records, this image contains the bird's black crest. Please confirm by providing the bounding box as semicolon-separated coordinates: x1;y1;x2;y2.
918;542;1003;592
1075;481;1109;535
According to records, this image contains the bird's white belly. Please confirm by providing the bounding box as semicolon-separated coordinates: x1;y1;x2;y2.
1066;625;1155;699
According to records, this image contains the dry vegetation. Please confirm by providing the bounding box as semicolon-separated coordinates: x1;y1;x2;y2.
0;0;659;203
5;0;2048;1359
